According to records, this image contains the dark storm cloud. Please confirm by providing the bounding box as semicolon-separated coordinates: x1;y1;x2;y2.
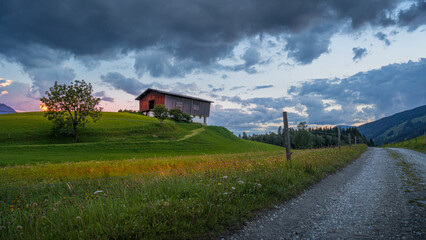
375;32;391;45
0;43;76;96
398;0;426;31
0;0;411;80
133;49;202;78
352;47;368;61
285;22;338;64
288;58;426;124
93;91;114;102
100;72;152;95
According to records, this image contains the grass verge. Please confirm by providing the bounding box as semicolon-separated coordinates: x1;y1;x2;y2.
0;145;367;239
384;135;426;154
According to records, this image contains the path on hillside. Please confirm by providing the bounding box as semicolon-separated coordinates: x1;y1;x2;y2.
224;148;426;239
150;126;205;143
177;126;205;141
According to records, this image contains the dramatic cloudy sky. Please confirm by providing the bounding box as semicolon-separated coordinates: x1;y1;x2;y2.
1;0;425;133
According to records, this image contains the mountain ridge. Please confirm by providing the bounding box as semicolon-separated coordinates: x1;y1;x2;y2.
358;105;426;145
0;103;16;114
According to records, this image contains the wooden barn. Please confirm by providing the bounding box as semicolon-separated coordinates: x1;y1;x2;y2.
135;88;213;124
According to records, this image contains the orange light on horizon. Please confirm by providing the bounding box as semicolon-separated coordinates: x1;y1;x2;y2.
40;102;48;112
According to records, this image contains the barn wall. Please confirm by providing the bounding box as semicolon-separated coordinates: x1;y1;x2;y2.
139;91;165;112
164;95;211;117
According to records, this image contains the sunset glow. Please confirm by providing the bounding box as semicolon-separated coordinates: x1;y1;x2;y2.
39;102;48;111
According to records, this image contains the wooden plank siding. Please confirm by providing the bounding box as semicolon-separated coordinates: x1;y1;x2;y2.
136;88;212;117
164;96;211;117
138;91;165;112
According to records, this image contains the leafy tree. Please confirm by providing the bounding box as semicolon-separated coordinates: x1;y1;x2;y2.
153;104;168;127
294;130;313;149
40;80;102;142
242;131;248;139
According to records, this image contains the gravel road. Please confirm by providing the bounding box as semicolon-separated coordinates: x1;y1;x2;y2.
224;147;426;240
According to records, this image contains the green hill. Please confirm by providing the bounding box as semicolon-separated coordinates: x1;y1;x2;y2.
0;112;283;166
358;105;426;145
383;135;426;154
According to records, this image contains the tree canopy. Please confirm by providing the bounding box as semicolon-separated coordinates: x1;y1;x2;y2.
40;80;102;141
153;104;168;127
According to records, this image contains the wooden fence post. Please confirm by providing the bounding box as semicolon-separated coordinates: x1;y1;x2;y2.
349;133;351;147
283;112;291;161
355;136;357;145
338;127;341;150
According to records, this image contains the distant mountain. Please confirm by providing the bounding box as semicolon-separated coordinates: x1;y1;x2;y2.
0;103;16;114
358;105;426;146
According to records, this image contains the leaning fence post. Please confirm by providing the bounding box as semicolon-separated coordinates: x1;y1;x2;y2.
338;127;341;150
282;112;291;161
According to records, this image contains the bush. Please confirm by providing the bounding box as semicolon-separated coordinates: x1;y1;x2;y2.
182;113;193;123
169;108;184;122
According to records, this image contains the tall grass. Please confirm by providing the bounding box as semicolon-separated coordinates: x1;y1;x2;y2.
0;145;367;239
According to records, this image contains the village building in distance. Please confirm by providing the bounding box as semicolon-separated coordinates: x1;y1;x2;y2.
135;88;213;124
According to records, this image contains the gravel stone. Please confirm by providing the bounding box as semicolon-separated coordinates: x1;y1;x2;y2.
223;148;426;240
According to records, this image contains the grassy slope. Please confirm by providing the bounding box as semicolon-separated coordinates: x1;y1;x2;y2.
383;135;426;154
0;112;282;166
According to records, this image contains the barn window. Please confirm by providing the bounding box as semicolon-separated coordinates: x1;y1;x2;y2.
193;104;199;111
149;100;155;109
176;101;183;110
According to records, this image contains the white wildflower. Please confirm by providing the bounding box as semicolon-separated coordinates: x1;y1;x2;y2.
223;176;228;179
238;180;244;184
231;187;236;190
93;190;103;194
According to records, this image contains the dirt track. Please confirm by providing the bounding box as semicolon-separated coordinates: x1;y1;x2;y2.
224;147;426;239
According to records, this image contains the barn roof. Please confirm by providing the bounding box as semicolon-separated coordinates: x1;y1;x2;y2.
135;88;214;103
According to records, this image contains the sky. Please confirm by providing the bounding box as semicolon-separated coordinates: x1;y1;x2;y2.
1;0;425;134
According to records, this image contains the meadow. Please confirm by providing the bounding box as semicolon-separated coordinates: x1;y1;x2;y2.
0;112;368;239
0;145;366;239
0;112;281;166
383;135;426;154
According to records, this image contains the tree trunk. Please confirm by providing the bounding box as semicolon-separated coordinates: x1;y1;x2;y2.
73;123;78;142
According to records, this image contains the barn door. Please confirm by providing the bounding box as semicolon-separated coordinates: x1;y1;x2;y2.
149;100;155;109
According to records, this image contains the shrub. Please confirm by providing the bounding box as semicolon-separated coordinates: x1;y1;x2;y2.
169;108;184;122
182;113;193;123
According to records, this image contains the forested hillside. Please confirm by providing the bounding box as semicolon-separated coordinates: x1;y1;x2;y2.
358;105;426;145
241;123;374;149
